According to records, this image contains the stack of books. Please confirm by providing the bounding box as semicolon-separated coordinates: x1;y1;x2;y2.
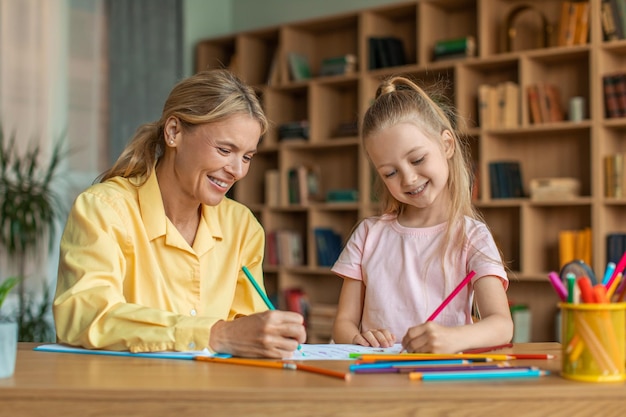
478;81;520;129
526;83;564;124
602;72;626;118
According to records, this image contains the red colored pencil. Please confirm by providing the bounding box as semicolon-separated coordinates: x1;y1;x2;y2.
506;353;554;360
460;343;513;354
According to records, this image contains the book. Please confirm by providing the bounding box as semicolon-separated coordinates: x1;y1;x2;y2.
497;81;520;128
266;50;282;85
607;233;626;266
264;169;280;207
602;0;624;40
544;84;564;122
488;161;524;198
478;84;498;129
433;36;476;60
287;52;311;81
614;72;626;117
526;84;543;124
368;37;405;69
603;74;622;118
278;120;310;141
287;165;321;205
611;0;626;39
326;188;359;202
319;54;357;77
557;1;577;47
559;228;592;268
536;83;552;124
604;153;625;197
314;227;343;267
573;1;590;45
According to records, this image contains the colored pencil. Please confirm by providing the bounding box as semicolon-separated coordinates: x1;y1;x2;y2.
355;353;509;362
353;364;515;375
547;271;568;302
350;359;468;371
427;270;476;321
242;266;275;310
195;356;296;370
606;250;626;291
460;343;513;354
505;353;554;360
602;262;616;286
292;363;352;381
409;368;548;381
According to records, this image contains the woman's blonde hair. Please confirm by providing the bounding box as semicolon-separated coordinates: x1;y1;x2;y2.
99;69;268;183
362;75;486;274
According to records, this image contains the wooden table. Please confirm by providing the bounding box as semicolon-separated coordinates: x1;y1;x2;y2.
1;343;624;416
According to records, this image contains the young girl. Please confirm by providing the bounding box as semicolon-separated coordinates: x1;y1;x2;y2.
331;76;513;354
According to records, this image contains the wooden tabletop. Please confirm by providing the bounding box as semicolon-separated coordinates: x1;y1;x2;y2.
1;342;624;417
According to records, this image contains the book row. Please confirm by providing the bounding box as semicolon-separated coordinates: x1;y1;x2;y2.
601;0;626;41
602;71;626;118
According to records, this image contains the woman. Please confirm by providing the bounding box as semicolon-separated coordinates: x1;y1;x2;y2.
54;69;306;358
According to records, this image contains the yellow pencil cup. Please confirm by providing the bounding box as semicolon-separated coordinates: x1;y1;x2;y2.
560;302;626;382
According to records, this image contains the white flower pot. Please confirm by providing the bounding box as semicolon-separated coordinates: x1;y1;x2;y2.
0;321;18;378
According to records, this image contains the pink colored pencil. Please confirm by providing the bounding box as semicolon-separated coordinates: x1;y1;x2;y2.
427;270;476;321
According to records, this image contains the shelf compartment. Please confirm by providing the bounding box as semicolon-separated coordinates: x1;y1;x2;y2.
310;78;359;143
479;0;563;57
522;203;591;275
457;57;520;129
361;2;417;70
237;28;280;87
281;13;359;82
195;35;236;73
419;0;477;63
477;205;521;272
309;208;358;268
507;280;558;342
522;49;590;124
280;146;359;207
481;126;592;200
264;85;309;146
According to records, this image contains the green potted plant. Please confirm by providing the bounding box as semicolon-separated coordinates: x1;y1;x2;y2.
0;129;66;342
0;276;19;378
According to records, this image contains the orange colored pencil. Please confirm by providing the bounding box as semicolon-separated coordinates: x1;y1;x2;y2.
195;356;297;370
291;363;352;381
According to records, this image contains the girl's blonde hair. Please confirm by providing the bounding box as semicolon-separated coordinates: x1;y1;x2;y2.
99;69;268;183
362;75;486;273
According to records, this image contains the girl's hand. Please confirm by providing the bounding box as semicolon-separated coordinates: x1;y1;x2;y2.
401;322;460;354
209;310;306;358
353;328;395;348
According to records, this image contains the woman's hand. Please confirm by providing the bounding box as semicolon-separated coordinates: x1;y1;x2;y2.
353;328;395;348
209;310;306;358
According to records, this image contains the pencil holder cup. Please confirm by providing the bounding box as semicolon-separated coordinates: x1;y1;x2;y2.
560;302;626;382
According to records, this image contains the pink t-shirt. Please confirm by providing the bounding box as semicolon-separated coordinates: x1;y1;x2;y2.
331;214;508;342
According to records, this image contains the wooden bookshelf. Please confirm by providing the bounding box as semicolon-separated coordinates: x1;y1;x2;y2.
195;0;626;343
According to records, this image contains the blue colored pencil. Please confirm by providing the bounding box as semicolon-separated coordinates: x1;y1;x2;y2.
409;368;548;381
242;266;275;310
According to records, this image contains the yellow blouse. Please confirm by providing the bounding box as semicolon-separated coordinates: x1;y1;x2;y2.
54;170;267;352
